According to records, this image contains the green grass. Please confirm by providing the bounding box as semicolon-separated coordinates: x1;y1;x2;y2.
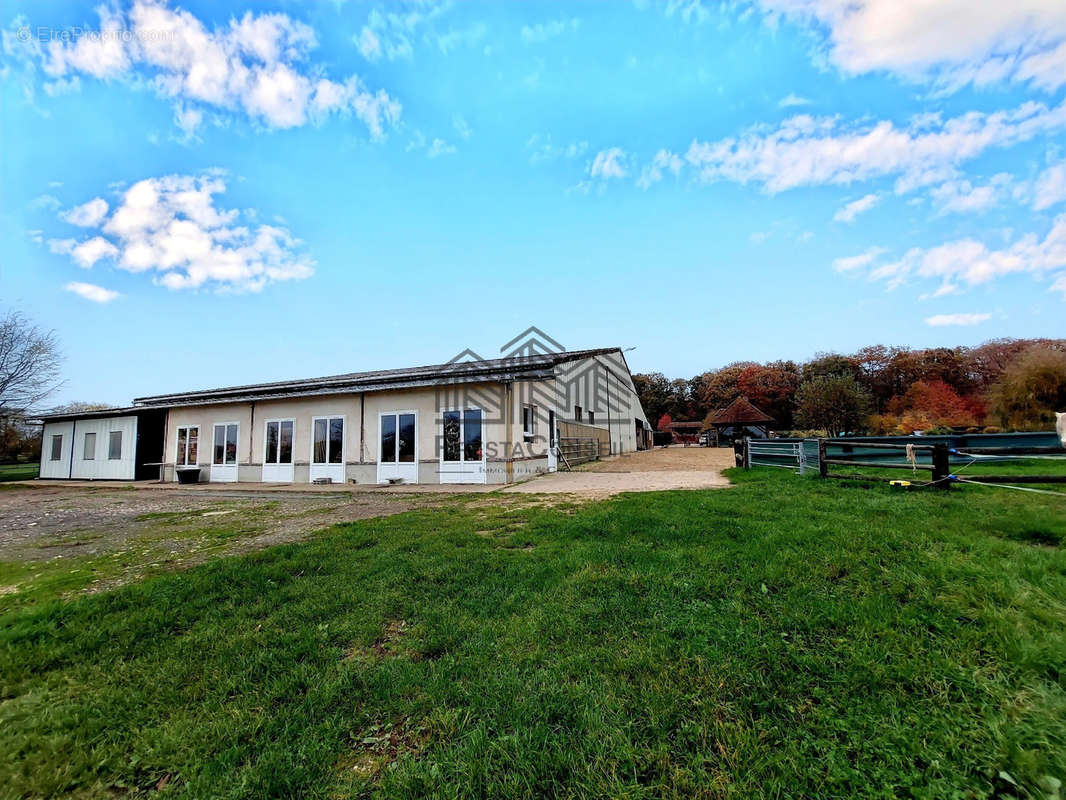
0;462;38;482
1;472;1065;798
825;456;1066;493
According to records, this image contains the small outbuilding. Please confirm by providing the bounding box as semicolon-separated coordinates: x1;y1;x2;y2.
707;397;773;444
37;406;167;481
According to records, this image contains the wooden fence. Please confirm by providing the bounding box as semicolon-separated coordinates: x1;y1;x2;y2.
557;420;609;467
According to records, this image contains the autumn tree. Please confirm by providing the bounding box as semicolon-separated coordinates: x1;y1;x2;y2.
656;413;674;432
632;373;673;430
988;346;1066;430
736;361;801;429
794;375;871;437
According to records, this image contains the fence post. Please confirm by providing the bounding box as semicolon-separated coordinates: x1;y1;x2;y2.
818;439;828;478
932;443;951;489
797;442;807;475
733;438;745;468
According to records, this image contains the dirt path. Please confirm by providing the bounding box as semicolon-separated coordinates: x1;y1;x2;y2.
505;446;735;497
0;485;444;564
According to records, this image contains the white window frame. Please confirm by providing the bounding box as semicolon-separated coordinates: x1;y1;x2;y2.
176;425;199;466
83;431;96;460
263;418;296;465
440;406;485;464
212;422;240;466
522;404;537;443
379;410;418;465
310;415;346;466
108;430;122;460
50;434;63;461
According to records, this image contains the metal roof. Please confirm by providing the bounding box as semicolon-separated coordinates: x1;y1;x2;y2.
130;347;623;408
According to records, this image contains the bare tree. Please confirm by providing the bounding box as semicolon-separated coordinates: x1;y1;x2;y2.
0;310;63;416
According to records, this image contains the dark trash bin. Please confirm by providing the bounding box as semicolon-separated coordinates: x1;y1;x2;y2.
176;467;201;484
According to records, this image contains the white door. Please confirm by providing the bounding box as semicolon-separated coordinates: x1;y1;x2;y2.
262;419;294;482
377;411;418;483
439;408;487;484
546;409;558;472
310;416;345;483
210;422;239;482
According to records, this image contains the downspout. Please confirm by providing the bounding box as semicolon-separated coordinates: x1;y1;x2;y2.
359;392;366;463
505;381;514;483
248;401;256;472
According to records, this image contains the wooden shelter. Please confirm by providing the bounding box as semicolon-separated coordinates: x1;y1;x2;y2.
707;397;773;443
666;420;703;445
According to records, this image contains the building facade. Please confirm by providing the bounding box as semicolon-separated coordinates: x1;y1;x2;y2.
37;348;649;485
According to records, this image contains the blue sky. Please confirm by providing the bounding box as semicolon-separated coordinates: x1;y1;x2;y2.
2;0;1065;406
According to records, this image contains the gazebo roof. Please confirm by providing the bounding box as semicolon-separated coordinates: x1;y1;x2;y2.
707;396;773;426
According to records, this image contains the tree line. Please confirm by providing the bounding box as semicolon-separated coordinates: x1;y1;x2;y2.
634;338;1066;437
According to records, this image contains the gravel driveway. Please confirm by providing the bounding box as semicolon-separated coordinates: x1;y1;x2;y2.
505;446;735;496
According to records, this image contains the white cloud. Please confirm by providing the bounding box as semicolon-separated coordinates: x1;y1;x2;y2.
435;23;487;55
30;194;61;211
833;193;879;222
925;312;992;327
61;198;109;227
49;236;121;268
12;2;400;137
862;214;1066;296
589;147;628;180
1033;162;1066;211
520;18;580;44
832;245;886;272
683;100;1066;194
929;174;1011;214
778;93;810;108
65;281;120;303
637;149;684;190
47;172;314;292
355;26;381;60
426;137;456;158
527;134;587;164
452;113;472;140
354;4;483;61
755;0;1066;93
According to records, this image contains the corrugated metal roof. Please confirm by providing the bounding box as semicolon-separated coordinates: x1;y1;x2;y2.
131;348;621;408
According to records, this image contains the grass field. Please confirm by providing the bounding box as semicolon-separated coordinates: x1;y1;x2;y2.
0;462;38;482
824;456;1066;493
1;470;1064;798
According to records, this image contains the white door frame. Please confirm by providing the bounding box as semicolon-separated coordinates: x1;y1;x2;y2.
439;406;487;484
376;410;419;484
261;418;295;483
210;421;240;483
310;415;346;484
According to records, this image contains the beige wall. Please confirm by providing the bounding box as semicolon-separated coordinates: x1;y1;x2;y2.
163;381;513;475
159;356;648;482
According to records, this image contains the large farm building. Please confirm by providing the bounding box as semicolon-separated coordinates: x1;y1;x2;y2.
37;348;650;486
